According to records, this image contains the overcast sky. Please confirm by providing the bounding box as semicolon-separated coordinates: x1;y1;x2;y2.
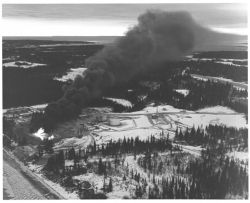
2;4;248;36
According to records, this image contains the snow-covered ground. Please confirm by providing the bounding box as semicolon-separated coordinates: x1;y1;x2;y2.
73;173;132;199
3;103;48;114
103;97;133;108
3;61;47;69
54;67;87;82
38;43;88;47
95;128;163;145
27;163;78;199
53;135;94;151
174;89;190;97
226;151;248;162
167;105;247;129
30;103;48;109
95;104;247;145
174;144;202;157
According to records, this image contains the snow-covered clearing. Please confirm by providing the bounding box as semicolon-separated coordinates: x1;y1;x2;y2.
174;89;190;97
134;115;152;128
73;173;131;199
103;97;133;108
54;67;87;82
54;135;93;151
94;104;246;145
54;135;94;151
174;144;202;157
226;151;248;162
167;105;247;129
3;61;46;69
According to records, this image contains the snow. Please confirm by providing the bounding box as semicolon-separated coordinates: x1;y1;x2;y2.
134;115;152;128
103;97;133;108
73;173;131;199
226;151;248;162
216;61;244;67
191;74;248;90
27;163;78;199
95;128;163;145
3;61;46;69
167;105;247;129
174;144;202;156
197;106;234;113
191;74;208;81
31;103;48;109
187;57;247;67
132;104;181;114
54;67;87;82
95;104;246;145
174;89;190;97
54;135;94;151
65;160;74;167
213;77;233;82
100;119;135;131
3;103;47;114
73;173;103;190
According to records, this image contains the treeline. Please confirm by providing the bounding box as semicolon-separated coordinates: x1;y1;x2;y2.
149;76;232;110
93;135;175;156
43;135;176;174
187;61;247;82
185;155;248;198
175;125;248;152
146;156;248;199
193;51;247;59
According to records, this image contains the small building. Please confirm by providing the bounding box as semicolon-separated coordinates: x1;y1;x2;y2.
78;181;95;199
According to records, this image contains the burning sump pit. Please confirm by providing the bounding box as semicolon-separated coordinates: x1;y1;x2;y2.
43;10;204;129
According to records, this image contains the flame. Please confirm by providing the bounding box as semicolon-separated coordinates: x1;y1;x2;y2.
33;128;47;140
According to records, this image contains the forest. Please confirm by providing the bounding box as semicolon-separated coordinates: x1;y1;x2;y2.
40;124;248;199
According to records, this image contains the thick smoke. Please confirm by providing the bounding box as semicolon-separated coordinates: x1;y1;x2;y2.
44;10;200;127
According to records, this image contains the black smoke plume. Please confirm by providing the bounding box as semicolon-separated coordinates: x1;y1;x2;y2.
43;10;201;130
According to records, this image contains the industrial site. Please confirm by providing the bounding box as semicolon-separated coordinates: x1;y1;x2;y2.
2;3;248;200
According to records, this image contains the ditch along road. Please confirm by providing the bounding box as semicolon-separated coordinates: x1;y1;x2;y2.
3;148;64;200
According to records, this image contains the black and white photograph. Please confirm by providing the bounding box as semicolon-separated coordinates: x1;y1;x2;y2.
1;1;248;200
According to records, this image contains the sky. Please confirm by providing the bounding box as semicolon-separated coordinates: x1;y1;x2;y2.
2;4;248;36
